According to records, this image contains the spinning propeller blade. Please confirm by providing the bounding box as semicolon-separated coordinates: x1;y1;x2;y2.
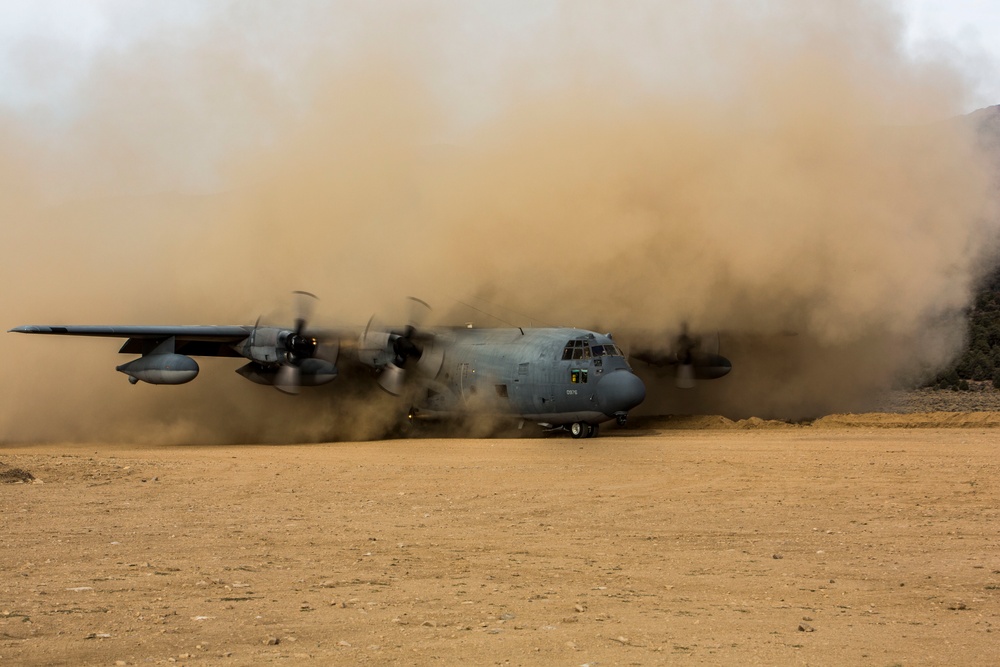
367;297;441;396
292;290;317;336
273;291;337;394
275;364;301;395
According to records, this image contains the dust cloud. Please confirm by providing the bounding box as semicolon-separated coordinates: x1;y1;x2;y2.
1;1;998;443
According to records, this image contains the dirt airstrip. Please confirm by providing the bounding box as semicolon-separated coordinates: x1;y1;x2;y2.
2;413;999;666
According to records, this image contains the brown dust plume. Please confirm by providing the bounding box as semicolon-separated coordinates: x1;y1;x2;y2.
1;1;998;442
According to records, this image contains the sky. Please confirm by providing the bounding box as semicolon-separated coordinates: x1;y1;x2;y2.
900;0;1000;105
0;0;998;124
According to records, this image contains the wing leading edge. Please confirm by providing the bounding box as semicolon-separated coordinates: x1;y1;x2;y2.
9;325;252;358
10;325;251;339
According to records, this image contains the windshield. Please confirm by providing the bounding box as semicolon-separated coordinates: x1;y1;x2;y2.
590;344;624;358
562;340;624;360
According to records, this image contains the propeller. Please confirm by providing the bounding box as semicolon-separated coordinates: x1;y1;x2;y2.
672;323;731;388
629;323;732;388
275;291;339;395
274;363;301;395
292;290;316;339
403;296;445;377
675;323;698;389
361;297;443;395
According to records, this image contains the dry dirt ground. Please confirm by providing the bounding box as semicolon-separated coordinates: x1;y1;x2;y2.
2;414;999;666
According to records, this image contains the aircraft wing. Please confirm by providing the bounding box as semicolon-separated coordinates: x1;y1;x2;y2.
9;325;252;357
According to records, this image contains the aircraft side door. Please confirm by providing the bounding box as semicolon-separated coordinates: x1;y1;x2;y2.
531;348;557;413
508;361;532;414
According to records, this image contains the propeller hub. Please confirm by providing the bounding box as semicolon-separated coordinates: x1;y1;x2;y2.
285;333;318;360
392;334;423;367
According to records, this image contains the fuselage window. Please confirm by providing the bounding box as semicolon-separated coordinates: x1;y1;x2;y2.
570;369;588;384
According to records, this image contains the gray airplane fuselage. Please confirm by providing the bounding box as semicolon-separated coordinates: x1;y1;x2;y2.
416;327;645;427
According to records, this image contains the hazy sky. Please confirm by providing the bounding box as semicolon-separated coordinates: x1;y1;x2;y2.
901;0;1000;104
0;0;998;121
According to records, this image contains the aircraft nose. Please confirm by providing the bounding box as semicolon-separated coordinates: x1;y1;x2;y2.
596;370;646;416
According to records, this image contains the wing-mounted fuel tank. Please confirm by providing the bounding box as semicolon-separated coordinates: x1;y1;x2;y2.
116;337;199;385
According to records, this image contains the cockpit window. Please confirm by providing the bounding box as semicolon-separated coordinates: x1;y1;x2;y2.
563;339;619;360
561;339;584;360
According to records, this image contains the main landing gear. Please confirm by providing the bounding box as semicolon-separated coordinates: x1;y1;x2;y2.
569;422;599;439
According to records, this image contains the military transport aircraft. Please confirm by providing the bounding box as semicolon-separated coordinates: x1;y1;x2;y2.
9;294;667;438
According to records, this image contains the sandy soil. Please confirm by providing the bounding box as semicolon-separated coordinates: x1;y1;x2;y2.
2;415;999;666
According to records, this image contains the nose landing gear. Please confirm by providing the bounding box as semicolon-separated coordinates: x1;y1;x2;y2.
569;422;600;439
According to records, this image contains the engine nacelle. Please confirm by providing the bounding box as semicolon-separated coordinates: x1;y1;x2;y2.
357;330;395;369
116;354;199;385
235;359;337;387
690;353;732;380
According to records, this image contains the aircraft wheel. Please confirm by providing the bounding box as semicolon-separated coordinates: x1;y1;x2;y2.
570;422;586;439
586;424;599;438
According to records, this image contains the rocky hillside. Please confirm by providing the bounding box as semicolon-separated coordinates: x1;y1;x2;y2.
928;105;1000;396
929;105;1000;390
967;103;1000;157
930;269;1000;389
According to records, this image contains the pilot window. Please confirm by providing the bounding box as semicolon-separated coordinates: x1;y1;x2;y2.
561;339;593;360
570;369;588;384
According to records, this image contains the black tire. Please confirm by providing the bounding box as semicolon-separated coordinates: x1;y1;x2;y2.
587;424;599;438
570;422;585;439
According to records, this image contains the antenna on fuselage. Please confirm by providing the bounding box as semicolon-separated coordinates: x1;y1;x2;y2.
449;295;555;328
451;299;518;327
